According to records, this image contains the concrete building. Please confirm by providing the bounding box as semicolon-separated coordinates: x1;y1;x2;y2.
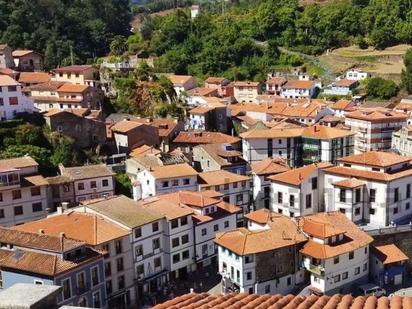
0;75;34;120
392;125;412;156
0;156;49;226
12;50;43;71
345;69;370;81
233;81;260;103
299;212;373;295
345;109;408;154
215;209;307;294
52;65;100;88
269;163;332;218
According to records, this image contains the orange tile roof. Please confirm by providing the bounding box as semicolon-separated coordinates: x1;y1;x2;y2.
372;244;408;265
345;109;408;122
198;170;250;186
0;156;38;172
333;178;366;188
189;106;214;114
152;292;412;309
130;145;161;157
250;158;291;176
333;79;358;87
282;80;315;89
302;125;353;140
0;75;19;86
22;175;48;187
215;210;306;255
18;72;50;84
240;127;304;139
268;163;332;186
53;65;94;73
205;77;226;84
111;120;144;133
233;81;260;87
186;87;217;97
44;108;90;118
57;83;89;93
142;196;194;220
331;99;353;110
150;163;198;179
167;74;194;86
12;50;36;57
173;131;240;144
267;77;286;85
298;212;373;259
14;212;129;246
338;151;412;168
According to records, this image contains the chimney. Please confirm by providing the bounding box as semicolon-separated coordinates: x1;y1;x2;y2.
57;206;63;215
38;229;44;235
59;232;65;238
61;202;69;211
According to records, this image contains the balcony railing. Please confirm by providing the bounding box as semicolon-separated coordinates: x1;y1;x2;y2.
307;264;325;277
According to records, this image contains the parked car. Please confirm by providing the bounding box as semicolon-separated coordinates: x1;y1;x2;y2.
358;284;386;297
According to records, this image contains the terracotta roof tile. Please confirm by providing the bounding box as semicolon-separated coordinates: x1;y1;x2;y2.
240;128;304;139
345;109;408;122
338;151;412;168
18;72;50;84
198;170;250;186
57;83;89;93
167;74;194;85
0;156;38;172
150;163;198;179
282;80;315;89
233;81;260;87
205;77;227;84
186;87;218;97
111;120;144;133
174;131;240;145
333;79;358;87
268;163;332;186
12;50;37;57
61;164;114;180
302;125;353;140
0;75;19;86
53;65;94;73
190;106;214;114
372;244;408;265
332;178;366;188
331;100;353;110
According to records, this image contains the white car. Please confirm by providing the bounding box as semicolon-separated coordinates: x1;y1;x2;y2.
358;284;386;297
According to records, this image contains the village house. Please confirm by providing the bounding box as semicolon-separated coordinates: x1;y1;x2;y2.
186;87;218;106
188;97;229;132
345;109;408;154
172;131;240;153
14;211;134;308
269;163;332;218
266;76;286;96
167;74;197;96
323;151;412;226
44;108;106;148
324;79;358;96
76;195;165;303
0;227;107;308
345;69;370;81
0;44;14;69
280;80;317;99
198;170;250;225
299;212;373;295
134;163;198;200
192;143;248;175
250;158;290;210
204;77;232;97
392;125;412;156
52;65;100;88
215;209;307;294
0;75;34;120
330;99;356;117
233;81;260;103
17;72;50;89
12;50;43;71
0;156;49;227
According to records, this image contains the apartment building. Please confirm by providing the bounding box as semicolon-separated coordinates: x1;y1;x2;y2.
233;81;260;103
14;212;134;308
198;170;250;224
52;65;100;88
215;209;307;294
0;227;106;308
323;151;412;226
250;158;290;210
392;125;412;156
0;75;33;120
299;212;373;294
78;195;166;300
269;163;332;218
135;163;198;200
47;164;115;207
0;156;49;226
345;109;408;154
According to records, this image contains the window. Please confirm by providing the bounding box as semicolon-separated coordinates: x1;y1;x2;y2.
214;224;219;231
408;184;411;198
172;238;180;248
106;280;112;295
370;208;376;215
172;179;179;186
349;251;354;260
90;181;97;188
181;216;188;225
172;253;180;264
224;221;229;228
14;206;23;216
92;291;101;308
152;238;160;250
134;228;142;238
370;189;376;202
233;182;238;189
287;277;292;286
355;207;360;215
334;274;341;283
312;177;318;190
182;250;190;260
407;203;410;210
78;182;84;190
8;86;17;92
241;181;246;188
135;245;143;257
267;139;273;157
224;183;229;190
342;271;348;280
394;207;399;214
0;98;3;106
91;267;99;286
201;228;207;236
12;190;21;200
265;285;270;293
0;193;2;201
62;278;71;300
355;188;361;203
152;222;159;232
394;188;399;202
9;97;18;105
105;262;111;277
102;179;109;187
289;195;295;207
116;258;124;272
355;267;360;275
0;209;4;218
246;272;252;280
162;181;169;188
333;256;339;264
136;265;144;276
183;178;190;185
245;255;254;263
77;272;86;292
30;187;41;196
115;240;122;254
171;219;179;229
236;194;243;203
277;192;283;204
363;263;368;271
215;185;220;191
339;189;346;202
154;257;161;268
32;202;42;212
305;194;312;209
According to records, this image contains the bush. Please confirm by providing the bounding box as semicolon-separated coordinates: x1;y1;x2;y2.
365;77;398;99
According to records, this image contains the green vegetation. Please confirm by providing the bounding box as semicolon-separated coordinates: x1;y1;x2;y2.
401;48;412;94
364;77;398;100
0;0;131;69
115;173;132;197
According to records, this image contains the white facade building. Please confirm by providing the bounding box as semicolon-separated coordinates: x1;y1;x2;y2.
0;75;33;120
345;69;370;81
280;80;317;99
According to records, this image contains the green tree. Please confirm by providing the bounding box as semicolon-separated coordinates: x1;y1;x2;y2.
365;77;398;99
115;173;132;197
110;35;127;56
402;48;412;94
15;124;47;147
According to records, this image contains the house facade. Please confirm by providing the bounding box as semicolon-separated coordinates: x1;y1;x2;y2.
233;81;260;103
0;75;33;120
12;50;43;71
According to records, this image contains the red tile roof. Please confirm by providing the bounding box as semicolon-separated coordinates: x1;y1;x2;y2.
173;131;240;145
250;158;291;176
153;292;412;309
372;244;408;265
268;163;332;186
53;65;95;73
338;151;412;168
282;80;315;89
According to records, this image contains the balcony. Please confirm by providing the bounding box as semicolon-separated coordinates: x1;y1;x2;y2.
307;264;325;277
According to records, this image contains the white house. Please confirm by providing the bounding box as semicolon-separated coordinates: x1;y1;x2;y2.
324;79;358;96
134;163;198;200
0;75;33;120
269;162;332;218
215;209;307;294
299;212;373;295
345;69;370;81
167;75;197;97
392;125;412;156
280;80;317;99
